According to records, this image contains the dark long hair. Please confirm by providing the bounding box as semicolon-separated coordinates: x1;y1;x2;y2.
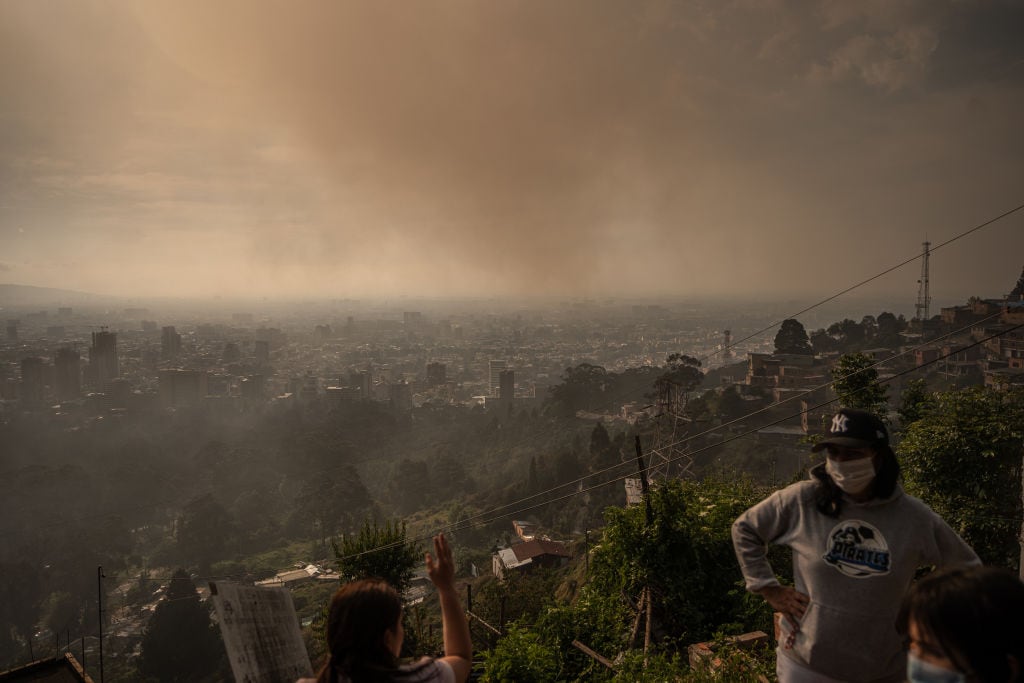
899;566;1024;683
316;579;404;683
812;444;900;517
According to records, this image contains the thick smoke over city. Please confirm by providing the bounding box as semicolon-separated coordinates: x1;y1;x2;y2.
1;3;1024;680
1;0;1022;300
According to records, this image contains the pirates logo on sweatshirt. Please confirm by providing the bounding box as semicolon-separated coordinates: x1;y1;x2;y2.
822;521;891;577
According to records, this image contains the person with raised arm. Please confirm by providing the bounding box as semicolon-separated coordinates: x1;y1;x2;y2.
302;533;471;683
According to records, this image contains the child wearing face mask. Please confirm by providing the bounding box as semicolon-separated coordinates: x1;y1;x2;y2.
732;408;979;683
900;565;1023;683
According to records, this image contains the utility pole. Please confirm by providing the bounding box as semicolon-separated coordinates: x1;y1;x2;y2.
1019;446;1024;581
97;566;105;683
635;436;653;527
633;436;654;665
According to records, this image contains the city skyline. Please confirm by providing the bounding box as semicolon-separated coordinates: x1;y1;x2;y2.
1;1;1022;301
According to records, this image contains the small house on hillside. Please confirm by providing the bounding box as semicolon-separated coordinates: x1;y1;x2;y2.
255;564;321;587
492;539;572;580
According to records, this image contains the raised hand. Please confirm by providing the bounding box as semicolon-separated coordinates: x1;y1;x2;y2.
425;533;455;590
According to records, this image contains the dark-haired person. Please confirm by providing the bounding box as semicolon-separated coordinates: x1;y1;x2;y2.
902;565;1024;683
299;533;471;683
731;408;979;683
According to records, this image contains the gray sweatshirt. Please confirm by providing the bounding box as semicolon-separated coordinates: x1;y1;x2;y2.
732;473;979;682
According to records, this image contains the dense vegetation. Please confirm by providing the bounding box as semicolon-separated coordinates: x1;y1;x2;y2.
1;304;1021;681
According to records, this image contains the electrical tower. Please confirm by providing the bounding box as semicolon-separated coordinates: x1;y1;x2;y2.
915;240;931;321
625;379;696;505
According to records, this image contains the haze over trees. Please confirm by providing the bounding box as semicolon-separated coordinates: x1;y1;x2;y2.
1;293;1022;679
831;352;889;417
899;386;1024;570
773;319;812;355
138;570;225;683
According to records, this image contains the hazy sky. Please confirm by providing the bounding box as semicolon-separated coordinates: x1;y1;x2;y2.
1;0;1022;302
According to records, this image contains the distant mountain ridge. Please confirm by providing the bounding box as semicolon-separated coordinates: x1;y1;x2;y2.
0;283;119;307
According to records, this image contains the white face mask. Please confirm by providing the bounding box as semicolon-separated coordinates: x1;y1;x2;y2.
906;652;966;683
825;456;876;493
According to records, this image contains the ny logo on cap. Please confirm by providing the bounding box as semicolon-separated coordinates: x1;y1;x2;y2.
831;414;850;434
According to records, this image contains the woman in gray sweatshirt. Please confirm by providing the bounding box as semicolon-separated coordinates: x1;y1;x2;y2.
732;408;979;683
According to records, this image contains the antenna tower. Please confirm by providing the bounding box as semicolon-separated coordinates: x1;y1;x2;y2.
915;241;931;321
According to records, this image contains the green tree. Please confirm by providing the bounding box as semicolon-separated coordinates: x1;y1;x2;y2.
333;519;421;594
389;458;430;515
138;569;225;683
0;561;43;661
528;456;540;493
828;318;867;350
547;364;610;416
530;586;628;681
589;476;775;647
897;378;933;427
831;352;888;417
717;385;745;420
290;468;374;543
655;354;703;414
177;494;235;576
480;624;562;682
473;570;563;634
773;319;813;355
589;421;617;469
898;386;1024;569
810;328;837;355
1010;265;1024;297
876;312;904;347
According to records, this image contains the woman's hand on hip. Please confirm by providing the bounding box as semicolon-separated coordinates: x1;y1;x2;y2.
757;584;809;627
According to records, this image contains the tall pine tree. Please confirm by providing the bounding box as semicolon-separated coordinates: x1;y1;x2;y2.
138;569;224;683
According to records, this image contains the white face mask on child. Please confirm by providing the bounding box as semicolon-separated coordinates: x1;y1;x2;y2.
825;456;876;494
906;652;966;683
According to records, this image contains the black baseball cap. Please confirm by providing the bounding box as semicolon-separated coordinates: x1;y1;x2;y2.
811;408;889;452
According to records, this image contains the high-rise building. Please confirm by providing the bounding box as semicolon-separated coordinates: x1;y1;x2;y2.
427;362;447;387
488;360;507;397
54;347;81;401
161;326;182;359
20;357;46;406
389;382;413;412
255;340;270;366
6;320;18;342
89;329;118;387
499;369;515;401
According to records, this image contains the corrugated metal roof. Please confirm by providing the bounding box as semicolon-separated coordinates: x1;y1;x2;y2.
510;539;571;562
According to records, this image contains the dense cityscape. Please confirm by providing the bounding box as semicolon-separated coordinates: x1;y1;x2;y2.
2;1;1023;681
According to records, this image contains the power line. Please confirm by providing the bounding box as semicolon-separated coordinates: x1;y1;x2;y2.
336;320;1024;560
374;310;1006;541
1;203;1020;549
705;201;1024;364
